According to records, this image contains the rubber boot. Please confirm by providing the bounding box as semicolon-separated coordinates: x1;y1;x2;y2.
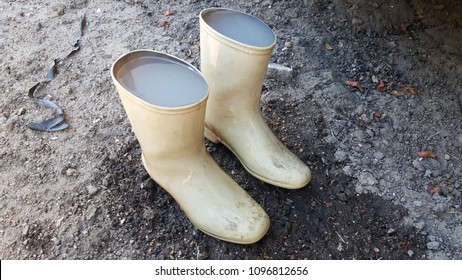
199;8;311;189
111;50;269;244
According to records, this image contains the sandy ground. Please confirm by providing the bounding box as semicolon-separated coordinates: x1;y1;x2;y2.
1;0;461;259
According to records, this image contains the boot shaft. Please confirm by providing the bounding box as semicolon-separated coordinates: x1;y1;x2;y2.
112;50;209;159
199;8;276;111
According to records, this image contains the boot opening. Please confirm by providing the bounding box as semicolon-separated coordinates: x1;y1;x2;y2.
201;8;276;48
112;50;208;108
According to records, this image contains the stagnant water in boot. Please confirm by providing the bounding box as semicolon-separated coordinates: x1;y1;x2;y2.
116;54;208;108
202;9;276;48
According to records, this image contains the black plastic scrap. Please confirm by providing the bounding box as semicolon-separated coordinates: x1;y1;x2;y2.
27;14;86;132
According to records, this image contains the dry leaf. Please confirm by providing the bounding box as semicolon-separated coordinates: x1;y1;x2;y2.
400;23;410;32
160;21;170;28
373;111;382;119
325;43;334;50
446;183;454;191
345;80;363;92
377;80;386;92
164;10;176;16
400;84;419;95
418;151;438;158
427;185;441;195
391;90;405;97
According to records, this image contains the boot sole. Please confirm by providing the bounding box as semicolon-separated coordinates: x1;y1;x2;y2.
204;127;309;189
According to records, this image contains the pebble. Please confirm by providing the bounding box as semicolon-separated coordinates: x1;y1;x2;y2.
52;4;65;16
284;41;293;49
407;250;414;257
412;159;424;171
0;113;7;126
334;150;347;162
457;134;462;145
266;63;293;82
51;237;61;246
86;206;99;224
413;200;423;207
17;108;26;116
426;241;440;250
337;193;348;202
87;184;99;197
373;151;384;160
343;165;353;176
387;228;396;235
22;225;29;236
66;168;78;176
352;18;364;27
358;171;377;186
424;170;432;178
414;220;425;230
432;203;447;213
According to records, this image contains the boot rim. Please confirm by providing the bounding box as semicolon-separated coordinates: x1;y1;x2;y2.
111;49;209;114
199;8;277;54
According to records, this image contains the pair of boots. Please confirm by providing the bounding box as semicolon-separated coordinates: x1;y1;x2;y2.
111;8;311;244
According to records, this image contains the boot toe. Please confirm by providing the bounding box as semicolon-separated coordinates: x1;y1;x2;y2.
191;205;270;244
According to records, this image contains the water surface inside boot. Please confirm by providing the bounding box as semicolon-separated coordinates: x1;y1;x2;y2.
115;54;208;108
202;9;275;48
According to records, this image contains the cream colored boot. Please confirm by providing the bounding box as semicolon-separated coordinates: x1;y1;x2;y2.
199;8;311;189
111;50;269;244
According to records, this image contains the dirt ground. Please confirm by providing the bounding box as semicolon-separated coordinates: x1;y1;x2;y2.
1;0;461;260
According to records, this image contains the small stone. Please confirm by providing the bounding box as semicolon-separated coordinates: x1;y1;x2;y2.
412;159;425;171
51;237;61;246
387;228;396;235
86;206;99;224
334;150;347;162
373;151;384;160
407;250;414;257
86;185;99;197
358;171;377;186
414;220;425;230
337;193;348;202
102;178;109;187
352;18;363;27
284;41;293;49
52;4;65;16
65;168;78;176
0;113;7;126
426;241;440;250
432;203;447;213
413;200;423;207
444;154;451;160
17;108;26;116
22;225;29;236
457;134;462;145
266;63;293;82
343;165;353;176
